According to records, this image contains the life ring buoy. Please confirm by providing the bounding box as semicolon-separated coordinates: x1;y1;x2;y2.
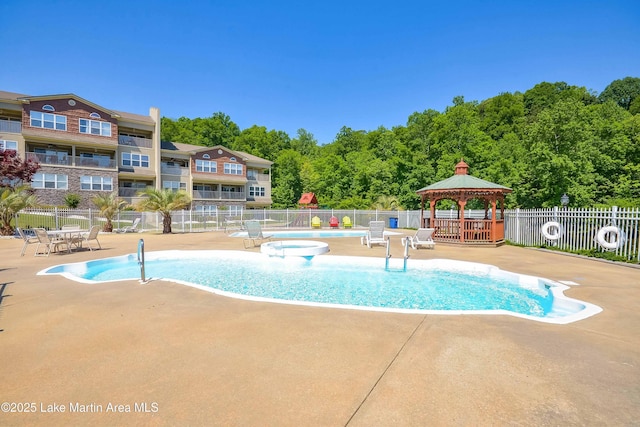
596;226;623;250
541;221;562;240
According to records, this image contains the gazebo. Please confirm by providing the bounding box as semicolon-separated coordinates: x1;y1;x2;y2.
416;160;512;245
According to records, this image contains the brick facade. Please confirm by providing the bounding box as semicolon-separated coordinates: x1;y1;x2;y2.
33;166;119;208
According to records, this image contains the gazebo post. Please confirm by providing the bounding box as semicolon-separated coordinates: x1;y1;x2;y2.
429;199;437;228
491;199;498;243
458;199;466;243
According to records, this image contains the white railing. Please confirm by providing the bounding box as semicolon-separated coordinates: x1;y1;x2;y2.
504;207;640;262
13;207;640;263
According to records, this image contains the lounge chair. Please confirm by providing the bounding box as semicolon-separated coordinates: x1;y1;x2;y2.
361;221;388;249
329;216;339;228
33;228;68;257
243;220;273;248
342;216;353;229
409;228;436;249
311;216;322;229
79;225;102;251
17;227;38;256
117;218;140;233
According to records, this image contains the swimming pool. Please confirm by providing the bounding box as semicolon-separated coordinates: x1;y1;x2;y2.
38;250;602;324
230;229;402;238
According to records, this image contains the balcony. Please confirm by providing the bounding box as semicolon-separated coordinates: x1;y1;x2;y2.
193;189;246;200
26;152;116;169
118;135;153;148
247;173;270;182
0;119;21;133
161;164;190;176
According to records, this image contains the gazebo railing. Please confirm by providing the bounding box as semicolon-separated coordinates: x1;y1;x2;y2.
433;218;505;244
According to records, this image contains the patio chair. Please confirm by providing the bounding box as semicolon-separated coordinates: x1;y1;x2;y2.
243;220;273;249
17;227;38;256
33;228;68;257
311;216;322;229
329;216;339;228
79;225;102;251
116;217;141;233
409;228;436;249
342;216;353;229
361;221;388;249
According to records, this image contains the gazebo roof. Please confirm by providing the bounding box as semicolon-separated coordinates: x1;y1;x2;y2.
416;174;512;192
416;159;512;193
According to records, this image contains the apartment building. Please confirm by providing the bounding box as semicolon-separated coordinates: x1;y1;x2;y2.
0;90;273;211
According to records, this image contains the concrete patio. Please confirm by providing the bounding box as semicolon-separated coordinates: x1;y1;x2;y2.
1;230;639;426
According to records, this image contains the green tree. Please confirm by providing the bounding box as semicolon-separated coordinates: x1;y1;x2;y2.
516;99;596;207
161;113;240;147
290;128;319;157
0;186;37;235
271;149;303;208
598;77;640;110
136;189;191;234
92;192;128;232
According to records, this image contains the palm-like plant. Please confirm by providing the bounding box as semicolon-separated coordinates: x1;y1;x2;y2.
371;195;402;210
136;188;191;234
92;192;128;232
0;186;37;236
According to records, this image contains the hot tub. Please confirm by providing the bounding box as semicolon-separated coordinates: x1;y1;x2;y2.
260;240;329;258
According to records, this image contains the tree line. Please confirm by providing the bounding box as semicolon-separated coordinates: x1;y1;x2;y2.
161;77;640;210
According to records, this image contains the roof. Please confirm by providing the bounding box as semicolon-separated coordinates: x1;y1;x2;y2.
298;192;318;204
0;89;154;123
161;142;273;166
416;174;512;192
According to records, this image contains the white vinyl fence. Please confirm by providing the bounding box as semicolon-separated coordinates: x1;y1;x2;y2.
14;206;640;262
504;207;640;262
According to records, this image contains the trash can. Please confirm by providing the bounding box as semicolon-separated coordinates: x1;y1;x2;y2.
389;217;398;229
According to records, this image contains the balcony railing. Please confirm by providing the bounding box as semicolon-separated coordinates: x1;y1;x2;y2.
118;135;153;148
192;189;246;200
0;119;21;133
161;164;190;176
26;152;116;169
247;173;270;182
118;188;146;197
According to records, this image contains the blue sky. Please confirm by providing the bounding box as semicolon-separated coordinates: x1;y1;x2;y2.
1;1;639;144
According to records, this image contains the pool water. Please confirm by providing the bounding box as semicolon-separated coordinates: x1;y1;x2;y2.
39;250;601;324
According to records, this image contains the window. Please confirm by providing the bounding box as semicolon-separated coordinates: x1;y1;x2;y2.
202;154;210;159
122;152;149;167
0;140;17;151
249;186;265;197
224;163;243;175
89;112;101;119
247;170;257;180
32;173;68;189
30;111;67;131
42;105;55;111
163;181;186;190
196;159;217;173
81;175;113;191
79;118;111;136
